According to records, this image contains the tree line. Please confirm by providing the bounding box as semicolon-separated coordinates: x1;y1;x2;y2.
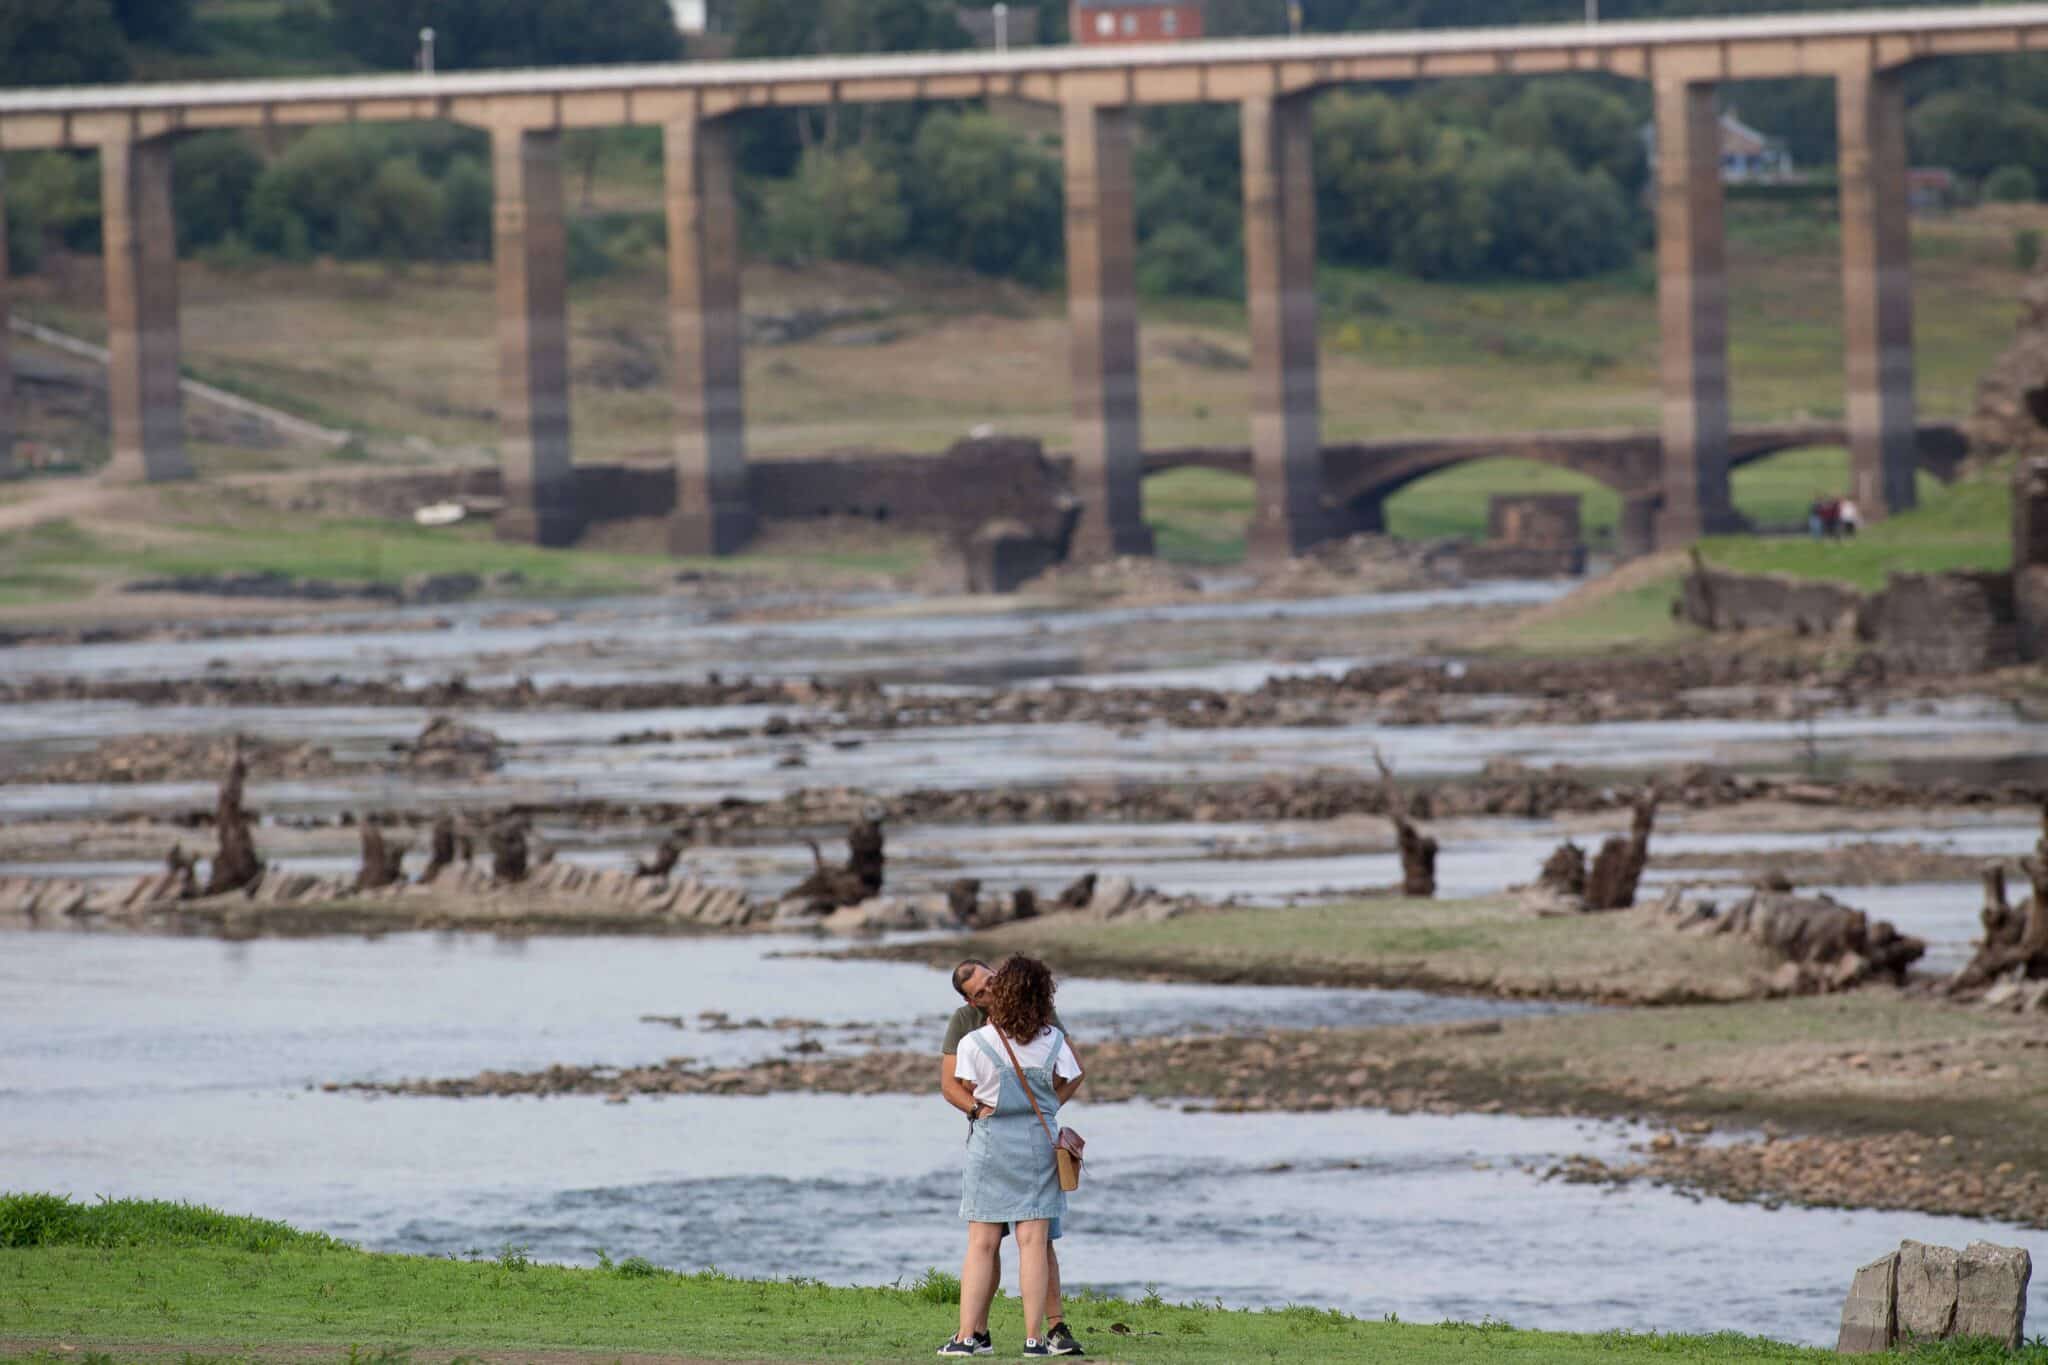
2;0;2044;294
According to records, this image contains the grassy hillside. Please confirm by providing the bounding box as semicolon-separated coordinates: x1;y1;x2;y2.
0;1195;1933;1364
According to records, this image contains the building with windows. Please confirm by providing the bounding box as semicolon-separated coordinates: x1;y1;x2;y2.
1072;0;1204;44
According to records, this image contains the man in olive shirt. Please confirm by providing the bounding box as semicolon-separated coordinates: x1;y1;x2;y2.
939;958;1080;1357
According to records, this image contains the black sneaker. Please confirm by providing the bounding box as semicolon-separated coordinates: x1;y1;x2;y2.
938;1333;991;1357
1045;1322;1085;1357
1021;1341;1053;1359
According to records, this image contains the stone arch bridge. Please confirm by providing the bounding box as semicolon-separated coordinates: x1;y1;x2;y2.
1145;419;1967;555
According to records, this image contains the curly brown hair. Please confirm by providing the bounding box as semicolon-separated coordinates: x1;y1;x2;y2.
985;955;1057;1041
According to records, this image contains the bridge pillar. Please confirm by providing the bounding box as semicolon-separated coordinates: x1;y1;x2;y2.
102;136;192;484
1618;492;1662;560
665;112;754;556
1652;79;1735;545
1838;62;1917;520
1063;101;1151;560
491;125;578;546
1242;92;1332;560
0;158;13;480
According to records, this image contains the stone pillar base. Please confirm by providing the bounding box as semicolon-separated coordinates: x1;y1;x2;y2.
669;501;756;557
495;493;581;548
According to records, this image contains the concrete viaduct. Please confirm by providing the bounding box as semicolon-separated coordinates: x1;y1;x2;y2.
0;6;2042;559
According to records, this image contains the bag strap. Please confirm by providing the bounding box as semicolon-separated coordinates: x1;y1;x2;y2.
995;1027;1060;1154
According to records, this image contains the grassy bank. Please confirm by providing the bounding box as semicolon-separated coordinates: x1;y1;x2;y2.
882;896;1784;1005
0;1196;1935;1364
1485;457;2011;654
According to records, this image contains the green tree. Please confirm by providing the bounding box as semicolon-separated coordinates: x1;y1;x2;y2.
1985;164;2040;205
329;0;681;71
1491;80;1646;195
759;146;909;263
908;111;1063;281
1911;88;2048;185
360;158;447;258
440;155;495;258
1137;222;1238;299
1477;149;1634;279
110;0;192;44
174;134;264;250
0;0;130;86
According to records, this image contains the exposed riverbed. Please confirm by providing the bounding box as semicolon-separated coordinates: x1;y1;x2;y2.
5;578;2045;1346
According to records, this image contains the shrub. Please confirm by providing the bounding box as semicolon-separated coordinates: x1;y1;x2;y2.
913;1267;962;1304
2017;227;2043;273
907;112;1063;283
759;147;908;265
1985;163;2040;205
1137;222;1239;300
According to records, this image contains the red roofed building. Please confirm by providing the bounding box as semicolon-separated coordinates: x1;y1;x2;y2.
1072;0;1204;44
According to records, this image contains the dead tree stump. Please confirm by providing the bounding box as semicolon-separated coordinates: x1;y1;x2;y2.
784;816;889;912
202;741;262;897
489;819;530;885
1585;794;1658;911
1538;840;1587;897
165;843;199;900
1374;749;1437;898
354;822;408;891
1950;807;2048;992
636;830;686;880
421;815;459;884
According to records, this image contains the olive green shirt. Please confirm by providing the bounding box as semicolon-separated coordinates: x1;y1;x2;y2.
941;1004;1064;1056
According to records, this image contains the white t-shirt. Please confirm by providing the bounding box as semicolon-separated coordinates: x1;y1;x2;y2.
954;1023;1083;1110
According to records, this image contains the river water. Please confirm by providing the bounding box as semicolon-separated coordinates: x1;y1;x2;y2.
3;929;2043;1346
5;581;2046;1345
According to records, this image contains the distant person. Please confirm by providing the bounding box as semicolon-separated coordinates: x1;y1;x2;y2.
940;957;1085;1358
1839;498;1861;538
1808;494;1826;539
1817;496;1842;541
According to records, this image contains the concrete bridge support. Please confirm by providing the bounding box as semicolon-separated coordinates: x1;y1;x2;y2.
1063;101;1152;559
102;136;192;484
1652;78;1734;546
1838;62;1917;519
491;125;578;546
666;112;754;555
1242;91;1332;560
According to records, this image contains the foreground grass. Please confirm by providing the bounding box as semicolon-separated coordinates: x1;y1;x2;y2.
0;1196;1922;1364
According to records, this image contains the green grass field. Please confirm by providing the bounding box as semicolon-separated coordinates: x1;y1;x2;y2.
13;1196;2020;1365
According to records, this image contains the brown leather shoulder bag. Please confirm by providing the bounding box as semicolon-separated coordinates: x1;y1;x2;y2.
996;1027;1085;1192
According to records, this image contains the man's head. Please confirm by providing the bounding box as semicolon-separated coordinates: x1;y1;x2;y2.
951;958;994;1008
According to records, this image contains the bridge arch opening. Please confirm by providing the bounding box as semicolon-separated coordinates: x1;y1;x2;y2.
1375;457;1623;552
1142;464;1254;564
1729;444;1947;534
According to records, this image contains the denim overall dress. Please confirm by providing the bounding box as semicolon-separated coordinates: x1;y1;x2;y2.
958;1027;1069;1227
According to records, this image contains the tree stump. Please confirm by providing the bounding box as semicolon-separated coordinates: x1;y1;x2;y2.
421;815;459;885
1538;840;1587;897
636;831;686;880
354;822;408;891
202;741;262;897
1585;794;1657;911
489;819;530;885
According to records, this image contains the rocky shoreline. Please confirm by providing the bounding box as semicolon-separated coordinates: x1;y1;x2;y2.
334;1008;2048;1230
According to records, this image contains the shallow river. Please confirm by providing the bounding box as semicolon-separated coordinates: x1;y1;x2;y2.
3;929;2042;1347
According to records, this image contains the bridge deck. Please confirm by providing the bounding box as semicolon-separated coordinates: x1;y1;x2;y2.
3;4;2047;146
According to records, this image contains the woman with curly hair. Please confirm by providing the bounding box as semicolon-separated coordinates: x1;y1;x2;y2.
943;955;1084;1358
